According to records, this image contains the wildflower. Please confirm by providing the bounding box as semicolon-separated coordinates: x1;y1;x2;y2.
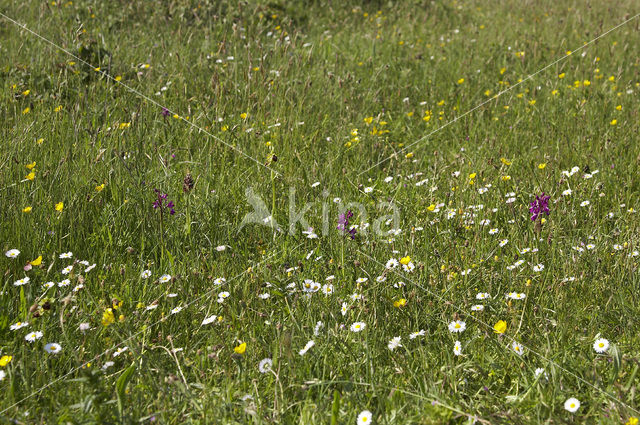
564;398;580;413
626;418;639;425
5;249;20;259
529;193;550;221
386;258;399;269
471;305;484;311
10;322;29;331
448;320;466;333
399;256;411;265
393;298;406;308
350;322;366;332
476;292;490;300
493;320;507;334
13;277;30;286
357;410;373;424
409;330;425;339
44;343;62;354
593;338;609;353
55;202;64;212
338;210;356;239
387;337;402;351
511;341;525;356
59;252;73;259
299;340;315;356
78;323;90;332
102;308;116;326
258;358;273;373
0;355;12;367
25;331;43;342
141;270;152;278
234;342;247;355
341;302;349;316
30;256;42;266
453;341;462;356
159;274;171;283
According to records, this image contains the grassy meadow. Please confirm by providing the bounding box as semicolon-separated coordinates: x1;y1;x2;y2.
2;0;640;423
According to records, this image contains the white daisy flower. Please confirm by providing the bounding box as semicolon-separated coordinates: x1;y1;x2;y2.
13;277;30;286
511;341;525;356
25;331;43;342
448;320;466;333
5;249;20;258
59;252;73;259
141;270;152;279
299;340;315;356
387;336;402;351
44;343;62;354
564;397;580;413
159;274;171;283
409;330;425;339
357;410;373;424
593;338;609;353
453;341;462;356
350;322;366;332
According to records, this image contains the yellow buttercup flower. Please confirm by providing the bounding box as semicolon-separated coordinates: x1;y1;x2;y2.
25;172;35;181
493;320;507;334
538;163;546;169
400;256;411;265
626;417;638;425
95;183;105;192
0;355;12;367
500;158;511;166
234;342;247;355
22;206;32;213
30;256;42;266
393;298;407;308
55;202;64;212
26;162;36;170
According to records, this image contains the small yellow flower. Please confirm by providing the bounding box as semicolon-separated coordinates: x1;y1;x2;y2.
54;105;63;112
400;256;411;265
363;116;373;125
405;152;414;159
22;107;31;115
22;206;32;213
0;355;12;367
22;89;30;96
501;175;511;181
102;308;115;326
36;138;44;145
95;183;105;192
114;75;122;82
626;417;638;425
500;158;512;166
393;298;407;308
25;172;35;181
541;217;547;224
566;50;572;55
234;342;247;355
240;113;248;120
493;320;507;334
26;161;36;170
55;202;64;212
119;314;125;322
30;256;42;266
616;105;622;111
558;73;565;79
610;119;617;126
119;122;131;130
538;163;547;169
457;78;465;84
427;204;436;212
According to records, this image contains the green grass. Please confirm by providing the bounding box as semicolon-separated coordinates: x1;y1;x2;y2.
1;0;640;423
